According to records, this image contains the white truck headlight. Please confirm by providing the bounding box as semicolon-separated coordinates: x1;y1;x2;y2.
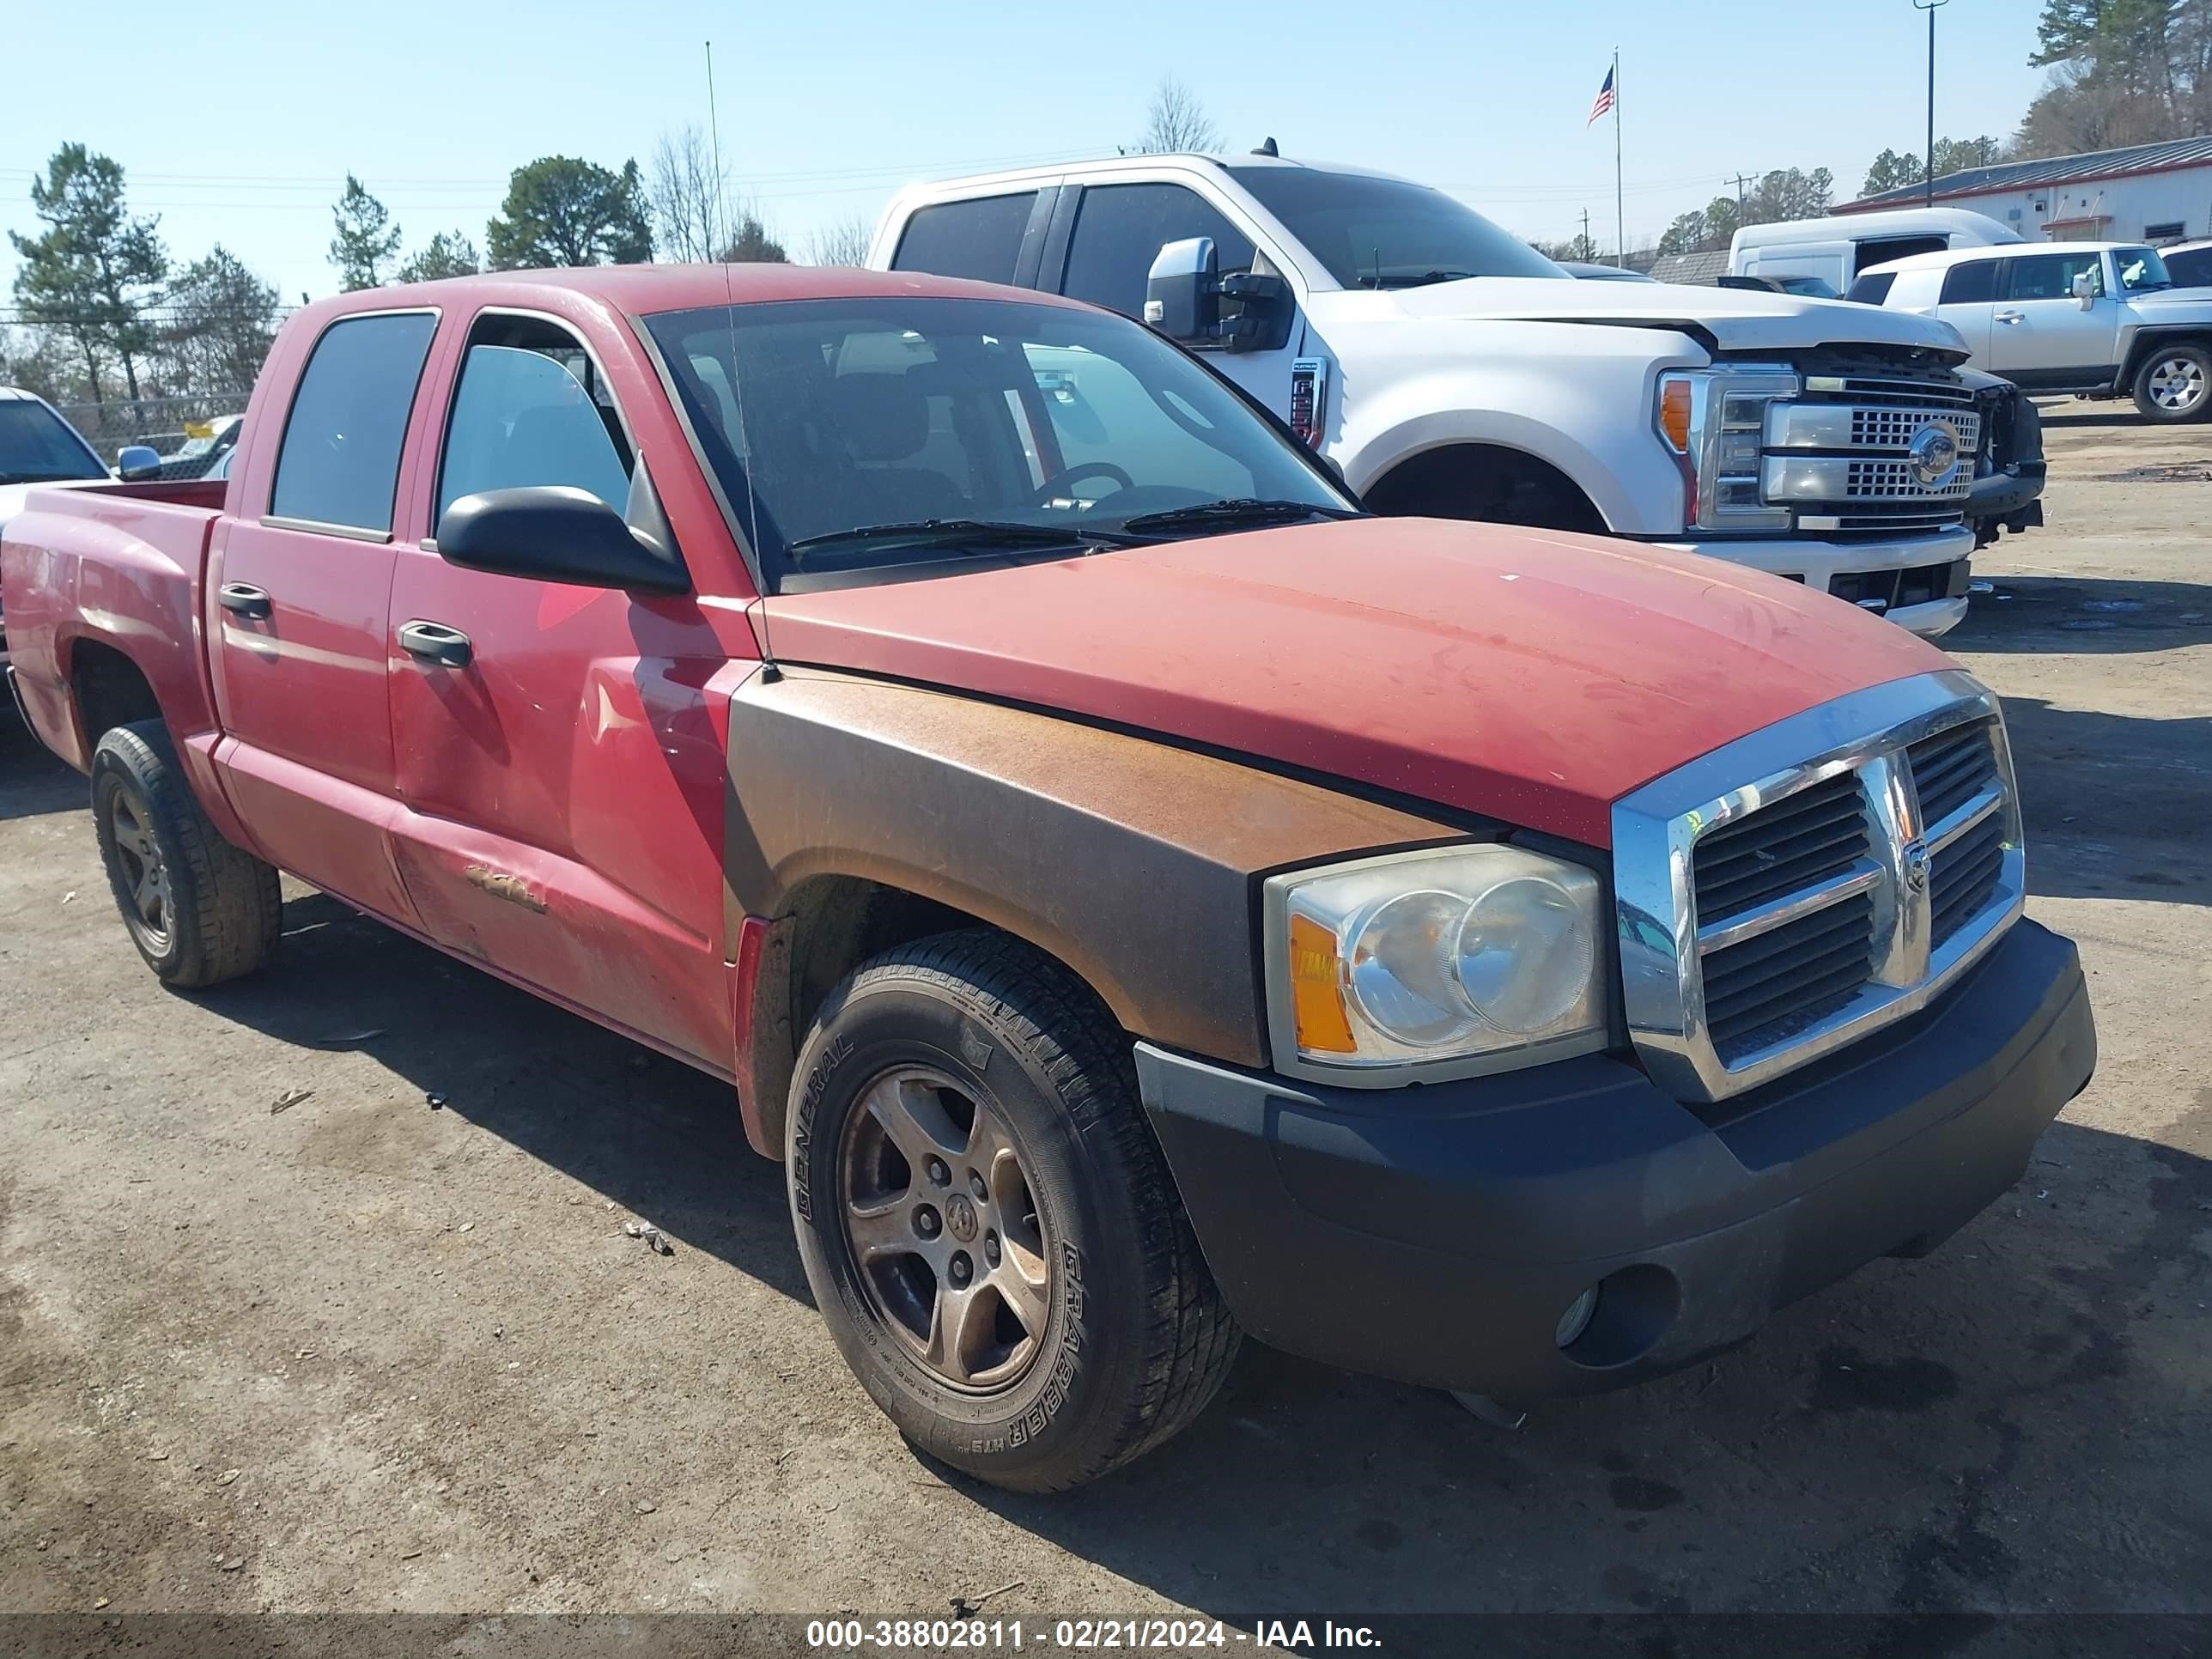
1656;366;1798;533
1265;846;1609;1082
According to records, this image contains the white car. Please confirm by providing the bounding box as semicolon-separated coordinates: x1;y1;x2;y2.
1;388;118;676
871;154;1991;636
1851;240;2212;422
2158;237;2212;289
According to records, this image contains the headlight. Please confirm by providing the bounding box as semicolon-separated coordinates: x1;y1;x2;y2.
1655;366;1798;533
1265;845;1609;1082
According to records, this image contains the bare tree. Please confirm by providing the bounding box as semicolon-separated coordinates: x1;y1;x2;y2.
648;125;730;264
1132;76;1223;155
805;216;876;267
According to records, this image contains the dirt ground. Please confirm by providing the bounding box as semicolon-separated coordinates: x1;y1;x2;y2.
2;415;2207;1636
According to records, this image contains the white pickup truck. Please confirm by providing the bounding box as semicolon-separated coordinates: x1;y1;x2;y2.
871;154;1993;635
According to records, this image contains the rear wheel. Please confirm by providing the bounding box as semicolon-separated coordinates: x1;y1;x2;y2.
2132;343;2212;422
91;720;281;988
787;929;1239;1492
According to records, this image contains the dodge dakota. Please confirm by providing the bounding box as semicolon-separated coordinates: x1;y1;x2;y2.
1;266;2097;1492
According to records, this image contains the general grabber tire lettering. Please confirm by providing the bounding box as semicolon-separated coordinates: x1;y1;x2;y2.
787;929;1241;1492
91;720;282;988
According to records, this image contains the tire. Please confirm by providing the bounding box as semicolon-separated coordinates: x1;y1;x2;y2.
787;929;1240;1492
90;720;282;988
2131;343;2212;422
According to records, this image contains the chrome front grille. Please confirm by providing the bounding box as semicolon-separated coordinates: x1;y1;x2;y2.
1689;771;1880;1063
1765;392;1979;528
1692;770;1870;922
1612;672;2026;1103
1907;720;2009;949
1844;459;1976;501
1850;406;1983;454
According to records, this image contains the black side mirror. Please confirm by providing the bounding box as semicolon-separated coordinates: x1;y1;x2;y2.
1144;237;1294;354
115;445;161;482
434;485;690;594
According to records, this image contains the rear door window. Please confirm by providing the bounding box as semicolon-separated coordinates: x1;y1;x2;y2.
270;311;438;532
1939;260;1999;304
890;194;1036;285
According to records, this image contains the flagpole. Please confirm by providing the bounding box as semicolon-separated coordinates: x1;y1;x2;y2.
1613;49;1626;267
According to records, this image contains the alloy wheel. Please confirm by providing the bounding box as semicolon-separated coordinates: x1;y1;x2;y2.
109;785;173;952
2148;355;2207;413
837;1066;1052;1392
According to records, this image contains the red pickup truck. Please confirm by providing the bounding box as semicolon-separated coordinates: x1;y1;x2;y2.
2;266;2096;1492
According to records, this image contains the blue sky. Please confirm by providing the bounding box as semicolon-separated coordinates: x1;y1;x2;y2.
3;0;2047;305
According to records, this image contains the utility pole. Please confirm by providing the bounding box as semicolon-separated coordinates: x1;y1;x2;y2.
1579;209;1591;261
1729;173;1753;210
1915;0;1950;208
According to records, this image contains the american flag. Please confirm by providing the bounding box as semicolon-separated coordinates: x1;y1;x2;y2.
1587;66;1616;125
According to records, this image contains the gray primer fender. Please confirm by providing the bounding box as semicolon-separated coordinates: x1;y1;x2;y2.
724;668;1471;1151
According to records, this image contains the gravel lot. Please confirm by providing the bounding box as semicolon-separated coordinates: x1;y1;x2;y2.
2;414;2206;1633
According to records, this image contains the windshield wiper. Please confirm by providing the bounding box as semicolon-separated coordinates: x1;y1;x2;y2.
1117;498;1366;535
784;518;1139;564
1378;269;1478;289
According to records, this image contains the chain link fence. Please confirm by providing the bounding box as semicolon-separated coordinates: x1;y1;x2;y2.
2;306;296;464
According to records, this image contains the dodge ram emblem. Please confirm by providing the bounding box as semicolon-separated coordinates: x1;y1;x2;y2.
945;1193;980;1243
1902;836;1931;897
1908;422;1961;488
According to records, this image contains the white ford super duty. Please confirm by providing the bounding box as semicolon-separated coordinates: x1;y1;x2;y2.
870;153;1996;636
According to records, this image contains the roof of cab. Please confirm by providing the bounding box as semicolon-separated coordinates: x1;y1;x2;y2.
306;261;1087;323
883;150;1417;201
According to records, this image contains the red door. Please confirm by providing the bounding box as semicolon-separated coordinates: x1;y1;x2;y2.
381;303;756;1070
206;307;442;920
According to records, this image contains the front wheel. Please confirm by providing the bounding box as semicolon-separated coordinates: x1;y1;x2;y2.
787;930;1239;1492
2132;344;2212;422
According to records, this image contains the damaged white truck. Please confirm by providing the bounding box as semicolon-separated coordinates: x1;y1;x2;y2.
872;153;2016;636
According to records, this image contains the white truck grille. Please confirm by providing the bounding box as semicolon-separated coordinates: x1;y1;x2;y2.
1765;376;1980;529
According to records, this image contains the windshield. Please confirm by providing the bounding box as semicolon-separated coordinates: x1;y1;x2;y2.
0;398;106;485
642;296;1354;590
1226;166;1565;289
2115;246;2172;291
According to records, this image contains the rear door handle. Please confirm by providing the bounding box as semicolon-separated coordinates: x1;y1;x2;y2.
398;619;473;669
217;581;271;619
1995;309;2025;325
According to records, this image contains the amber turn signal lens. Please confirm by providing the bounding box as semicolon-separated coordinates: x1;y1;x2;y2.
1657;378;1694;453
1288;914;1358;1054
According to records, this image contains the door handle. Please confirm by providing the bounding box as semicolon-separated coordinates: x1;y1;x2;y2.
1995;310;2025;325
216;581;271;619
398;619;473;669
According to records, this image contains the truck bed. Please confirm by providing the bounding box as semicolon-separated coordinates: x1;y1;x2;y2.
1;477;230;772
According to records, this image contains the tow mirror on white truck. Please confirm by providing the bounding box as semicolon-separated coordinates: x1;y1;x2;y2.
2074;270;2097;309
1144;235;1294;353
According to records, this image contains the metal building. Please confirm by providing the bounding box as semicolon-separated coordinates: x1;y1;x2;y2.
1836;137;2212;246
